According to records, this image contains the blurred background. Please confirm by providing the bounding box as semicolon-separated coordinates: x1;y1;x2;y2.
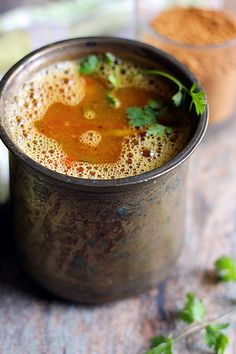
0;0;135;77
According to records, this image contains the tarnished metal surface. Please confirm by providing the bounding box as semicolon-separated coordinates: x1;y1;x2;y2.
11;156;187;302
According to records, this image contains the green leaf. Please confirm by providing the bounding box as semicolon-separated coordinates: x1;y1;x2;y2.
147;124;171;137
147;99;163;109
172;89;183;107
126;107;145;127
143;69;206;116
108;73;118;88
104;52;116;66
189;82;206;115
106;93;120;108
147;99;167;119
165;127;173;134
150;336;171;348
143;106;157;122
126;106;156;127
126;98;168;130
146;336;174;354
205;324;229;354
215;256;236;282
79;54;99;75
180;293;206;324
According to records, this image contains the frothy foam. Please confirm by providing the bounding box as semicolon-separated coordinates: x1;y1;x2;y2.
5;59;192;179
79;130;102;147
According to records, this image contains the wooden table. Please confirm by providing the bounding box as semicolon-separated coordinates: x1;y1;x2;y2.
1;118;236;354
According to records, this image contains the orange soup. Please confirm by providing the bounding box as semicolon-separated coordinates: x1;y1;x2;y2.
6;54;193;179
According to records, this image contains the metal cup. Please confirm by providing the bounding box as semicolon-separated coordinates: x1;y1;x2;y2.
0;37;208;303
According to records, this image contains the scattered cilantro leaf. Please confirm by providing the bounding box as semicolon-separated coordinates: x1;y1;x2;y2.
106;93;120;108
189;82;206;115
126;106;155;127
126;100;171;135
146;336;174;354
151;336;173;348
79;54;99;75
144;283;234;354
165;127;173;134
180;293;206;324
215;256;236;282
147;124;169;137
143;70;206;116
104;52;116;66
143;105;157;122
126;107;143;126
147;99;167;118
108;73;118;88
205;324;229;354
147;99;163;109
172;90;184;107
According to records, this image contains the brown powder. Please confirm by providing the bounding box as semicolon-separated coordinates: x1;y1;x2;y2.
141;7;236;125
151;7;236;45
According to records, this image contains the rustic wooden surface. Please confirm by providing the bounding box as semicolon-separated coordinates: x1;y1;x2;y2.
1;117;236;354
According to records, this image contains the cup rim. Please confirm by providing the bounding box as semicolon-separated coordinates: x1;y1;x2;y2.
138;17;236;50
0;36;208;190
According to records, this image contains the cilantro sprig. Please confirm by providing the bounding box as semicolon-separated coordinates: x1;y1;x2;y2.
79;53;206;138
79;53;119;87
215;255;236;282
106;93;120;108
104;52;116;66
205;323;229;354
146;336;173;354
108;73;118;88
145;293;232;354
79;54;100;75
126;100;172;137
180;292;205;324
143;70;206;116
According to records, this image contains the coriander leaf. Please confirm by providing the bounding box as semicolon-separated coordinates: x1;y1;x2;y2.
106;93;121;108
143;70;206;116
165;127;173;135
143;106;157;122
151;336;171;348
104;52;116;66
147;99;163;109
147;124;169;137
108;73;118;88
205;324;229;354
146;336;174;354
172;89;184;107
189;82;206;115
180;293;206;324
146;99;167;118
126;107;145;127
215;256;236;282
126;106;156;127
79;55;99;75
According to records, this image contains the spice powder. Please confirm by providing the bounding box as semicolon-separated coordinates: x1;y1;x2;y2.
144;7;236;125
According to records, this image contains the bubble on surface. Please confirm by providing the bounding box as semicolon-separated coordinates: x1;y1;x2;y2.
5;59;192;179
79;130;102;147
